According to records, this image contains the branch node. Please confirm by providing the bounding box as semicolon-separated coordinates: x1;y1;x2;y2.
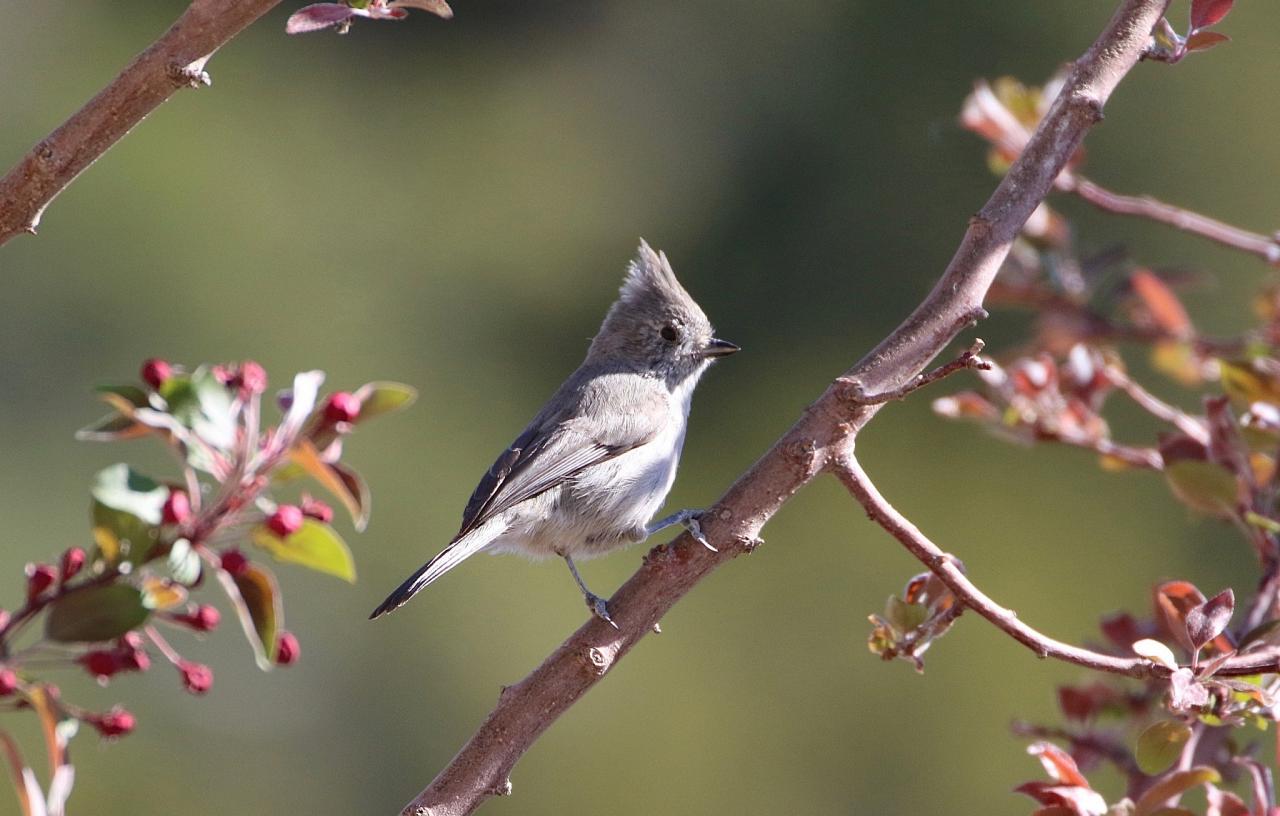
585;646;613;675
736;535;764;554
1067;93;1105;124
838;343;991;406
487;779;513;797
652;622;662;634
168;60;212;89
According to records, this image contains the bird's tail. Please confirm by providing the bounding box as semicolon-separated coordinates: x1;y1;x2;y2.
368;519;504;620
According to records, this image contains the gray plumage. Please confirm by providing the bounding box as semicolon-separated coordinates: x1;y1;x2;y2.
370;240;738;621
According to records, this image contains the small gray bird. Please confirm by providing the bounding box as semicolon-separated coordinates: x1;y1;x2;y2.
370;241;738;624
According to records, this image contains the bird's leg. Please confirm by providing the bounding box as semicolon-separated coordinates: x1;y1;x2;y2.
563;555;617;629
647;509;717;552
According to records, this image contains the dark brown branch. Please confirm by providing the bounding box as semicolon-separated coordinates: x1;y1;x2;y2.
401;2;1174;814
0;0;283;247
1060;176;1280;265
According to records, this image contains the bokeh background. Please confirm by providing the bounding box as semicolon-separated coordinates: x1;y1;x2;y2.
1;1;1277;813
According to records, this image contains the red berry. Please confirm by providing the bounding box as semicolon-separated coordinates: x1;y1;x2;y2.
26;564;56;600
266;505;304;538
178;661;213;695
322;392;362;424
162;489;192;526
79;650;122;680
237;361;268;396
300;496;334;524
220;549;249;577
275;631;300;666
92;707;136;738
141;358;173;390
0;669;17;696
59;548;86;584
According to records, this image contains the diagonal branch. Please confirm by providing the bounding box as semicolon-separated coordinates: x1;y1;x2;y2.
399;1;1174;814
1059;175;1280;265
0;0;284;247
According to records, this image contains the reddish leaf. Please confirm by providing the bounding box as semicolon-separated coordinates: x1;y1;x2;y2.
1185;589;1234;651
1186;30;1231;52
1058;686;1099;721
1100;611;1142;650
1154;581;1207;652
1131;269;1192;338
286;3;358;34
1191;0;1234;30
1135;767;1220;815
1028;742;1090;788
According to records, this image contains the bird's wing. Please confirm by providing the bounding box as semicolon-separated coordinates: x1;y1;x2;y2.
454;374;667;541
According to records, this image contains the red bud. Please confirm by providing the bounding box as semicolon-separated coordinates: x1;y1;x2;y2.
322;392;362;424
162;489;193;526
26;564;56;600
141;358;174;390
275;631;300;666
220;549;249;577
59;548;86;584
300;496;334;524
266;505;304;538
0;669;17;696
91;707;136;738
79;650;123;681
178;661;213;695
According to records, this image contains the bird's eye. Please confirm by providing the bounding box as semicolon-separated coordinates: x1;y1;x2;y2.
660;323;680;343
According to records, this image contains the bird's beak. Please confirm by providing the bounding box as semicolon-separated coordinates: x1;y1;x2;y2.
702;338;741;358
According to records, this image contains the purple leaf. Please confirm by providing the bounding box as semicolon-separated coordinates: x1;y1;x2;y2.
1185;588;1234;651
389;0;454;18
286;3;359;34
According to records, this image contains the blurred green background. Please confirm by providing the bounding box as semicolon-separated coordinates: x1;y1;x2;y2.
1;1;1276;813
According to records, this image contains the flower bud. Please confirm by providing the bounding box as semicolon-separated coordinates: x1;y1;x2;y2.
0;609;9;630
141;358;173;390
237;361;268;396
174;604;220;633
220;548;249;577
178;661;213;695
322;392;362;425
266;505;304;538
300;496;334;524
91;707;136;738
162;489;192;526
79;650;122;681
275;631;300;666
26;564;56;600
0;669;17;697
59;548;86;584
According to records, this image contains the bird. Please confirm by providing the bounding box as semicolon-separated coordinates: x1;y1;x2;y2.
370;240;739;624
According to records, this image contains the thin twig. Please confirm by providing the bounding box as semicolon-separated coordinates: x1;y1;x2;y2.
1061;176;1280;266
1105;366;1208;444
400;3;1174;813
839;340;990;405
0;0;283;246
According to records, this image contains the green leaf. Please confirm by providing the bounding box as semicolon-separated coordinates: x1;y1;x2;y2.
1135;720;1191;775
353;381;418;423
90;464;166;564
94;384;149;408
251;519;356;582
1134;767;1220;816
163;366;237;450
45;584;150;642
1163;460;1238;516
884;595;926;632
75;413;149;443
223;564;282;670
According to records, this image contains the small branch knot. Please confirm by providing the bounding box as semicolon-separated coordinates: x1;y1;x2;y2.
736;535;764;554
168;61;212;89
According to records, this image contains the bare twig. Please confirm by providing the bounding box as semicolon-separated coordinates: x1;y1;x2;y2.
1105;366;1208;444
0;0;283;246
1060;176;1280;265
839;339;990;405
400;2;1176;814
831;450;1280;678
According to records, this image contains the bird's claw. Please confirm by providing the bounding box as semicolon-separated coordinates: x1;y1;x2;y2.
587;593;618;629
685;514;717;552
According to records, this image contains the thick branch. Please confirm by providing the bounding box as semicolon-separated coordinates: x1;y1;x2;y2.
0;0;282;246
400;2;1173;814
1061;175;1280;265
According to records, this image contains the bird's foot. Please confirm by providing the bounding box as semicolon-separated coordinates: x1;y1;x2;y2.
648;508;717;552
586;592;618;629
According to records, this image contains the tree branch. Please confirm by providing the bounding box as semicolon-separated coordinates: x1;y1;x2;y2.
1059;175;1280;265
399;1;1175;814
0;0;283;247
